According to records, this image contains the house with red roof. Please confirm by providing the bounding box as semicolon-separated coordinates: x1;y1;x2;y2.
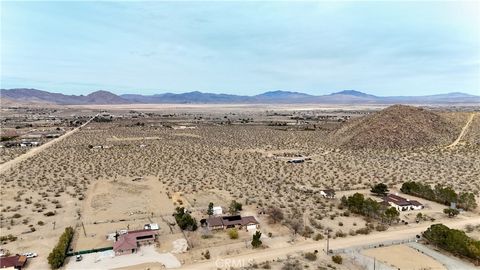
0;255;27;269
113;229;158;256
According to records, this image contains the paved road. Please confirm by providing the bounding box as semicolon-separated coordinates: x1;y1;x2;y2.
178;217;480;269
407;242;477;270
0;114;97;174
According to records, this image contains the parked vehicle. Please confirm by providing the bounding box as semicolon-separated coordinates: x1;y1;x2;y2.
22;252;37;258
76;255;83;262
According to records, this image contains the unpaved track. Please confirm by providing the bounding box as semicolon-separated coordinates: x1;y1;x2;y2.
179;217;480;269
0;114;97;174
447;113;476;148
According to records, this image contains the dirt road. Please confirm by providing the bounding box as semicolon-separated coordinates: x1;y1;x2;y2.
447;113;476;148
0;114;97;174
179;217;480;269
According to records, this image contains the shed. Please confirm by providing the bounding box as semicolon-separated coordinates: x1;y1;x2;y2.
212;206;223;215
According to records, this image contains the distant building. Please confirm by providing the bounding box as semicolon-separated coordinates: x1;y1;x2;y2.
320;189;336;199
206;215;259;231
287;159;304;164
384;194;423;211
113;229;158;256
0;255;27;269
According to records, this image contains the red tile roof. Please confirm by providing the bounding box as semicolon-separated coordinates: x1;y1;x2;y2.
113;235;137;251
113;229;158;252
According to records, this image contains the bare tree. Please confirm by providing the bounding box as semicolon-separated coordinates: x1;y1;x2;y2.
268;207;284;224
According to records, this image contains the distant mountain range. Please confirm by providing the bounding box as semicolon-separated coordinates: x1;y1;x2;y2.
1;88;479;105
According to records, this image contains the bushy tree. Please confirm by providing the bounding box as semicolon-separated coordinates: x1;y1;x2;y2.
401;181;476;211
371;183;389;196
48;227;74;269
229;200;243;215
443;208;459;218
268;207;284;224
384;207;399;224
207;202;214;216
458;192;478;211
423;224;480;260
251;231;262;248
174;207;198;231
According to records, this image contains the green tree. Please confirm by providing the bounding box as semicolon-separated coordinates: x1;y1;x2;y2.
371;183;389;197
435;185;457;205
207;202;214;216
443;208;459;218
383;207;399;224
458;192;478;211
47;227;74;269
423;224;480;260
251;231;262;248
174;207;198;231
229;200;243;215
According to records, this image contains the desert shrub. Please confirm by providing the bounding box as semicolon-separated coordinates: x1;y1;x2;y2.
332;255;343;264
375;224;388;231
228;228;239;239
44;211;56;217
281;260;302;270
202;250;210;259
37;221;45;226
355;227;371;235
47;227;74;269
314;233;324;241
304;252;317;261
0;234;17;243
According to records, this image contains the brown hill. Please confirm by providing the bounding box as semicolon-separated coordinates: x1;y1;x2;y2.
329;105;458;149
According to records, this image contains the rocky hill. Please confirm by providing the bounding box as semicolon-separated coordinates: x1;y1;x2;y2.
329;105;459;149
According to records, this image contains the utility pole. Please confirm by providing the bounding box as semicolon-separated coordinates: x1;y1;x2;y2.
373;256;376;270
82;222;87;237
53;221;56;230
325;229;330;254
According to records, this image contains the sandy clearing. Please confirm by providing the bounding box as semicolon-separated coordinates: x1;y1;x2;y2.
362;244;446;270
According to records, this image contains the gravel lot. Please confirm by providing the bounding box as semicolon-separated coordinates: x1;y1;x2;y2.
65;246;181;269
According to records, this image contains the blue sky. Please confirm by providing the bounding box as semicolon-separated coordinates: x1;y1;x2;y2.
1;1;479;96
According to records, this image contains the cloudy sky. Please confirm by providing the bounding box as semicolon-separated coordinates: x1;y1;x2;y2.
1;1;479;96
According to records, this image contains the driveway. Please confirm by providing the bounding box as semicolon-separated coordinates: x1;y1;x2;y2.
65;246;181;269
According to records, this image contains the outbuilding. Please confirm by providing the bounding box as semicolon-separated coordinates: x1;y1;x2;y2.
212;206;223;216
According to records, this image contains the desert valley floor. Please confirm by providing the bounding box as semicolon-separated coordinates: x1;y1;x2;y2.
0;103;479;270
